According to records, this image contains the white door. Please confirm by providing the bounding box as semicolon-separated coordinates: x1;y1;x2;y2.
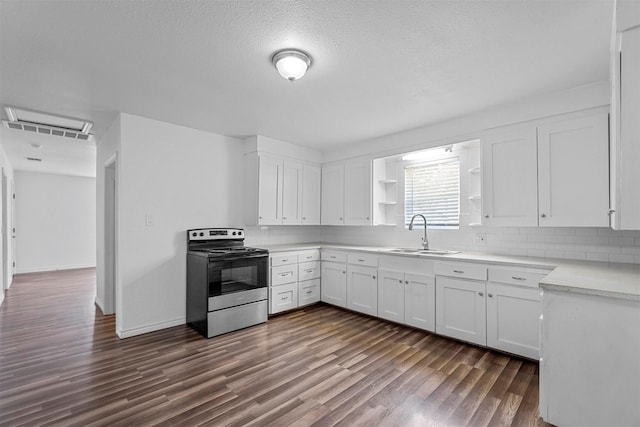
320;261;346;307
346;265;377;316
344;156;372;225
282;161;302;225
404;273;435;332
301;164;321;225
377;269;405;323
482;125;539;226
258;155;282;225
321;163;345;225
486;282;541;359
435;276;486;346
537;114;609;227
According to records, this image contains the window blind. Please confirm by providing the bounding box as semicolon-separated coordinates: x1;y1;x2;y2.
404;158;460;227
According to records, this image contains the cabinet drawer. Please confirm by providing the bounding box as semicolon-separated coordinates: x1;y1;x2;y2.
298;261;321;281
321;251;347;263
270;282;298;314
347;252;378;267
435;262;487;281
298;278;320;306
271;253;298;267
298;250;320;262
271;264;298;286
488;268;546;288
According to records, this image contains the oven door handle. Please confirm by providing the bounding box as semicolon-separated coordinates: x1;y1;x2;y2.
209;254;268;262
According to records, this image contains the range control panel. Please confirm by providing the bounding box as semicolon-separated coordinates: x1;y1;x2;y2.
187;228;244;241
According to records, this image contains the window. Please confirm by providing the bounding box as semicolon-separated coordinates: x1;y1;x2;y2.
404;157;460;228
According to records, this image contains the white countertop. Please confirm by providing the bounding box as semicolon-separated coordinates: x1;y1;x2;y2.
252;241;640;301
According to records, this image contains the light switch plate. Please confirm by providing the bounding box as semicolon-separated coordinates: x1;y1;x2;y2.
145;214;153;226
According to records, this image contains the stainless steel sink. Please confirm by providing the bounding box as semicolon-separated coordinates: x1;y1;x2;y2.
384;248;459;255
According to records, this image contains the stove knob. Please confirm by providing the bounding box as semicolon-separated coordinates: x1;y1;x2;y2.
199;232;204;237
232;231;237;236
238;231;242;236
192;232;197;237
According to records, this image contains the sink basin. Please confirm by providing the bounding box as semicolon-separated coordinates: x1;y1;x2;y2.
384;248;459;255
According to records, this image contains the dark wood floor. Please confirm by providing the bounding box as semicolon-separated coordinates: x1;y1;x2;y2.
0;268;551;427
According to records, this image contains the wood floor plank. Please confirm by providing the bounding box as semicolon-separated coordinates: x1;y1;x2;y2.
0;268;552;426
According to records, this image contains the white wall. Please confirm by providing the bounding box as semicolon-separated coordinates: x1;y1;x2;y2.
0;144;15;307
14;171;96;273
115;113;244;338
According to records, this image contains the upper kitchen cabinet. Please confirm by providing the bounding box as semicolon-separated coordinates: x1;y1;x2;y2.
321;156;372;226
482;110;610;227
610;3;640;230
244;136;322;226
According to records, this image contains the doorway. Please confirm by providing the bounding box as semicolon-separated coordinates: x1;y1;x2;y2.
104;157;117;315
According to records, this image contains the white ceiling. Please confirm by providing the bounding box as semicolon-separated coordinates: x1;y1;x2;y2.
0;0;613;177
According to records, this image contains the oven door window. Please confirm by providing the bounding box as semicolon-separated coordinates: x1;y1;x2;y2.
208;256;267;297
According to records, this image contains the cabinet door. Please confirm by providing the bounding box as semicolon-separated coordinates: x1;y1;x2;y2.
282;161;302;225
298;278;320;306
320;261;346;307
537;114;609;227
270;283;298;314
486;282;541;359
404;273;435;332
377;269;405;323
258;155;283;225
482;126;539;226
435;277;486;346
321;163;345;225
301;164;321;225
344;157;372;225
346;265;377;316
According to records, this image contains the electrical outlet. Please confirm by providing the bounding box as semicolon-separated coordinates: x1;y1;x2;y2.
475;233;487;245
145;214;154;226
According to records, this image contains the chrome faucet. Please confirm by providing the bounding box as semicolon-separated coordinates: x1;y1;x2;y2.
408;214;429;250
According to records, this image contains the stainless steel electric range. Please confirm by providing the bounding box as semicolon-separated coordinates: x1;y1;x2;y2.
186;228;268;338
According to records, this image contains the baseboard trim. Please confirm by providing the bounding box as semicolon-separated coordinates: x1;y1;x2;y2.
16;264;96;274
116;317;186;339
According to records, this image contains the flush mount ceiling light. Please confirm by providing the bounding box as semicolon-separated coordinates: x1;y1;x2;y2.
2;106;94;141
271;49;312;82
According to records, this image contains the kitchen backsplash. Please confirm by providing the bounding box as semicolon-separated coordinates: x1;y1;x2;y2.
246;224;640;264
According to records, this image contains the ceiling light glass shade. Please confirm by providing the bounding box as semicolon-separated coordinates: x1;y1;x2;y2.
272;49;312;81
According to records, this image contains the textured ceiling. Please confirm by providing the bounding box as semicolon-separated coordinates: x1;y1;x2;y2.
0;0;613;177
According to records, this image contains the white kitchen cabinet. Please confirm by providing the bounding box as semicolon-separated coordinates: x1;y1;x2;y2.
486;282;541;359
282;161;302;225
321;163;345;225
270;282;298;314
298;278;320;306
610;23;640;230
537;114;609;227
257;155;283;225
301;164;321;225
482;124;539;227
435;276;486;346
482;111;610;227
320;260;347;307
346;265;377;316
377;269;405;323
404;273;435;331
344;156;372;225
378;269;435;332
244;152;321;226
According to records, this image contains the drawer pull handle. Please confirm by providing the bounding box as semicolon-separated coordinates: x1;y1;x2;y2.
479;292;484;297
279;272;292;277
399;279;403;283
511;276;526;281
305;269;313;273
306;256;312;259
372;276;376;279
488;293;493;298
281;296;288;301
405;281;409;284
342;271;346;274
453;270;465;274
330;256;336;259
306;290;312;294
358;259;365;262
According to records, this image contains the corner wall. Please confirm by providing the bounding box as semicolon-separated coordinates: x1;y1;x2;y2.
0;144;14;306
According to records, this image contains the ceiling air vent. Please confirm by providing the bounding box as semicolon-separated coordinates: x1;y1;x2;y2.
2;106;94;141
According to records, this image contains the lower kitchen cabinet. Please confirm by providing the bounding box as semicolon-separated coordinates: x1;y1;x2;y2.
321;261;347;307
298;278;320;306
486;282;541;359
378;269;435;332
435;276;487;346
270;282;298;314
346;265;377;316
